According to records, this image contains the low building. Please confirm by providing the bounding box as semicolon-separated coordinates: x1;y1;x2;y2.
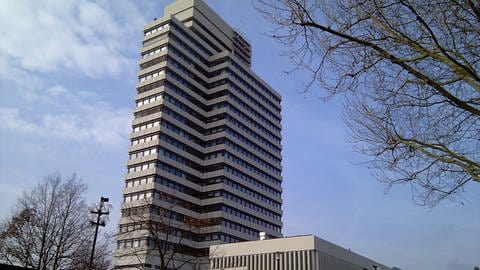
209;235;396;270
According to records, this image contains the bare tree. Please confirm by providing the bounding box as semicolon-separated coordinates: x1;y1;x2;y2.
0;208;36;267
115;194;218;270
0;173;110;269
68;232;112;270
256;0;480;206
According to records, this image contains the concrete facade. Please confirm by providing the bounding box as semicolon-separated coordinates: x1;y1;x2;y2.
114;0;283;269
210;235;393;270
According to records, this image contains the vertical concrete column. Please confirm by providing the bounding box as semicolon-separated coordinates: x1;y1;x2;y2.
301;250;307;269
288;251;293;270
315;251;320;269
258;253;262;269
267;253;275;270
263;253;267;269
279;252;284;270
285;251;289;270
306;250;311;270
293;251;298;270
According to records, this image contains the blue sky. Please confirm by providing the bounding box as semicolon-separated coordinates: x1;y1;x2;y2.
0;1;478;269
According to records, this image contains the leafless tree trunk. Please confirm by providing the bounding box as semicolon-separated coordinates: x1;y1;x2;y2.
0;173;111;269
115;194;218;270
256;0;480;206
0;208;36;268
68;232;112;270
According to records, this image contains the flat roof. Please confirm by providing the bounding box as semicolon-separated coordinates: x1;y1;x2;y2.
210;235;392;269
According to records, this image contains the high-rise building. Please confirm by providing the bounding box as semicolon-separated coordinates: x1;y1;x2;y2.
114;0;282;269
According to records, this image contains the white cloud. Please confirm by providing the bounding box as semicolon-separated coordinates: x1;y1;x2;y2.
0;107;38;133
0;54;43;91
0;0;145;79
0;85;132;147
47;85;68;96
0;1;146;148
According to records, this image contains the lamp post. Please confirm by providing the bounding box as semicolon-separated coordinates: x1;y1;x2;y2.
88;196;111;270
274;251;281;270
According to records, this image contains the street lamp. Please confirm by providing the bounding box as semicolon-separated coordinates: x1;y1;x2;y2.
275;251;281;270
88;196;112;270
